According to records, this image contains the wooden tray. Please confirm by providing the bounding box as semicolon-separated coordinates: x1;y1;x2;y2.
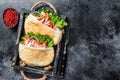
11;1;68;78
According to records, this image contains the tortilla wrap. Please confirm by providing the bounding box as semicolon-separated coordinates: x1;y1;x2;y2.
19;44;54;66
24;14;62;45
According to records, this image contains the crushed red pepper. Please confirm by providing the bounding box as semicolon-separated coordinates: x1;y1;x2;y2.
3;8;18;27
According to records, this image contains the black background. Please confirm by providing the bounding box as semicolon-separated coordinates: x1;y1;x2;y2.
0;0;120;80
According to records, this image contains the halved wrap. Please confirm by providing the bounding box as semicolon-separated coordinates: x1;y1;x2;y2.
24;8;67;45
19;44;54;66
19;32;54;66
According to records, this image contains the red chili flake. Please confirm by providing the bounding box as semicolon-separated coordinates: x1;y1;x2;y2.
3;8;18;27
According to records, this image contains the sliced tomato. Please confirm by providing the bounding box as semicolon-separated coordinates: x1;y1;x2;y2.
37;42;41;45
36;40;41;45
42;41;47;46
45;12;50;20
24;35;29;41
49;22;54;28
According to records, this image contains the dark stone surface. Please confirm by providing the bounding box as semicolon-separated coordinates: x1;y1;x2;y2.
0;0;120;80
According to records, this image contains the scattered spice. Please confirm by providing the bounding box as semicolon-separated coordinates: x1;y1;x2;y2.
3;8;18;27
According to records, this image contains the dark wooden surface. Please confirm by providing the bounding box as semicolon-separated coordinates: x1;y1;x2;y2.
0;0;120;80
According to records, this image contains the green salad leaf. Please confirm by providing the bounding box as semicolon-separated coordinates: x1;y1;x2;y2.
20;32;54;47
27;32;35;37
33;7;68;29
33;12;40;16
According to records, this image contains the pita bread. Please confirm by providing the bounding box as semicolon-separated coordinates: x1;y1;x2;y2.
19;44;54;66
24;14;62;45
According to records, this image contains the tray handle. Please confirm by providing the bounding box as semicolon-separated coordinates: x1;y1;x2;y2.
31;1;57;13
20;71;47;80
20;61;47;80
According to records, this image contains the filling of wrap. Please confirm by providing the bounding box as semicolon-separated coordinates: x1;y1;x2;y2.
20;32;54;48
26;7;68;30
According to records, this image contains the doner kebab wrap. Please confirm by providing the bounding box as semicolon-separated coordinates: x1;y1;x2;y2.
19;32;54;66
